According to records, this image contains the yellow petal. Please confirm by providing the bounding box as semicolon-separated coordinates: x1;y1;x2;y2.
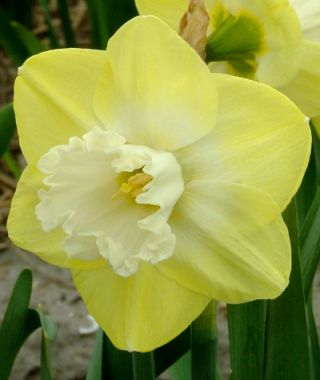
135;0;189;30
291;0;320;42
176;73;310;211
72;263;209;352
14;48;107;163
228;0;302;87
159;181;290;303
94;16;218;151
7;164;104;270
278;40;320;118
135;0;215;30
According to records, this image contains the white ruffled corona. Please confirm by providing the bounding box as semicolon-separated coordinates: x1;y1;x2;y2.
36;129;184;276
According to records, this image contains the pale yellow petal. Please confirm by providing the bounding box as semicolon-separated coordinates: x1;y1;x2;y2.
72;263;209;352
176;73;310;211
94;16;217;151
278;40;320;118
14;48;107;163
135;0;189;30
254;0;302;87
135;0;215;30
7;164;104;270
159;181;290;303
290;0;320;42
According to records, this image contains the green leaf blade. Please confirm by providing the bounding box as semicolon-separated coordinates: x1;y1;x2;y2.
0;269;40;379
227;301;266;380
264;199;310;380
0;103;16;158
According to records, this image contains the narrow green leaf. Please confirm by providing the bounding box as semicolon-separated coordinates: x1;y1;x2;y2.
132;352;155;380
57;0;76;47
37;308;58;380
310;123;320;185
0;9;30;65
103;0;138;38
154;327;190;375
307;295;320;380
191;301;218;380
300;186;320;298
296;148;318;230
85;0;111;48
3;150;21;179
85;0;137;49
0;269;39;379
169;351;191;380
38;0;60;48
0;103;16;158
102;334;134;379
264;199;310;380
227;301;266;380
0;0;36;27
11;21;46;55
86;329;104;380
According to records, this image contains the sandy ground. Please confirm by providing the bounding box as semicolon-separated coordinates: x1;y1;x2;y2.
0;245;230;380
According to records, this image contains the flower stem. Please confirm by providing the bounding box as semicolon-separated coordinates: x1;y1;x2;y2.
191;300;218;379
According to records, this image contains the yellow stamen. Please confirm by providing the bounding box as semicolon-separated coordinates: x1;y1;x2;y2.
112;172;153;200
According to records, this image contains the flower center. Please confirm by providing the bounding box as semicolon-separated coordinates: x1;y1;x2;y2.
113;172;153;200
206;4;265;79
35;129;184;277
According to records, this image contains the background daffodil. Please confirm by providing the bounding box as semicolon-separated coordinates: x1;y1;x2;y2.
8;16;310;352
135;0;320;117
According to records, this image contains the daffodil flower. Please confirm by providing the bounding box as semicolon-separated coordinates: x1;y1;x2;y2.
8;16;310;352
135;0;320;117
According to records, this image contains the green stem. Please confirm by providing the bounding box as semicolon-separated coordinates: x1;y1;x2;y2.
191;300;218;380
132;352;155;380
3;150;21;179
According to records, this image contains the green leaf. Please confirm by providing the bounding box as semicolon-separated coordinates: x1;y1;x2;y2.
264;199;310;380
38;0;60;48
169;351;191;380
0;269;39;379
2;150;21;179
85;0;138;49
0;103;16;158
310;121;320;185
38;308;58;380
296;149;318;230
102;334;134;379
154;327;190;376
227;301;266;380
300;186;320;298
0;0;36;27
57;0;76;47
11;21;46;55
132;352;155;380
307;295;320;380
191;301;218;380
0;9;30;65
86;329;104;380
